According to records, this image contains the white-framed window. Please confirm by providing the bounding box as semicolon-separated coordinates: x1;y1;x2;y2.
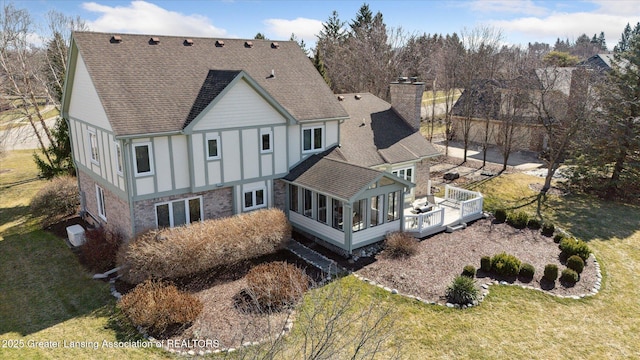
114;141;123;176
392;166;414;182
133;142;154;177
88;129;100;165
260;129;273;153
206;134;221;160
243;187;266;211
155;197;202;228
302;126;324;152
96;185;106;220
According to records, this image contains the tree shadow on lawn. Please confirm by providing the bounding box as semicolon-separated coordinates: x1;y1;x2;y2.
547;194;640;242
0;229;113;336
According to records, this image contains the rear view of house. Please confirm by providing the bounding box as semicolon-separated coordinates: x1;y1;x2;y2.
62;32;477;256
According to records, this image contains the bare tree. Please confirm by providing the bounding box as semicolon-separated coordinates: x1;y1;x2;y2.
1;3;54;160
234;279;402;360
457;26;503;163
530;66;596;214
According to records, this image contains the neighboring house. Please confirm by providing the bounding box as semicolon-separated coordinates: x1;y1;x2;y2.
450;67;583;152
578;53;615;73
62;32;480;256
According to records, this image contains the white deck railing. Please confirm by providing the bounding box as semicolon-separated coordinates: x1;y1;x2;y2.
444;184;479;203
404;207;445;233
461;197;483;219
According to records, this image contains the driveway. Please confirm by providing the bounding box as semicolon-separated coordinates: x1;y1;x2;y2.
433;139;543;171
0;106;57;151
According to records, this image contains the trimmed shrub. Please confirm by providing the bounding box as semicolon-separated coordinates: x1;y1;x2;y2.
80;227;124;273
541;222;555;237
554;233;565;244
559;237;591;261
527;218;542;230
480;256;492;272
566;255;585;274
494;209;507;223
519;263;535;279
118;280;202;338
118;209;291;283
462;265;476;278
445;275;479;305
29;176;79;227
507;211;529;229
560;268;579;284
543;264;559;281
491;252;521;277
246;261;309;310
384;232;418;259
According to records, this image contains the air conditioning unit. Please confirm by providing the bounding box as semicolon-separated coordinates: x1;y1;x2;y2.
66;224;86;247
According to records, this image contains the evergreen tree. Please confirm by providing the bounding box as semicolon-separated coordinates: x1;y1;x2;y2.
254;32;267;40
289;33;308;56
33;117;75;178
350;3;373;33
313;47;331;87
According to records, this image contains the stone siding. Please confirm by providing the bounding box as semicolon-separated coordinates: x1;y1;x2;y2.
414;159;431;198
78;170;132;237
389;81;425;131
133;187;233;235
273;179;287;212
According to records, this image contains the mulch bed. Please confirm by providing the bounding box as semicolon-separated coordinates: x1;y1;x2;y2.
357;218;597;303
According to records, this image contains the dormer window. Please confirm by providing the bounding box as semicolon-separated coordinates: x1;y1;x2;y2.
302;126;324;153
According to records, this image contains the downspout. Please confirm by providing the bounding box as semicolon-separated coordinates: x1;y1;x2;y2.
123;139;136;238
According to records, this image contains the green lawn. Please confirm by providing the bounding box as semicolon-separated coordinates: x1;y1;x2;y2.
421;89;462;106
0;151;167;359
1;150;639;359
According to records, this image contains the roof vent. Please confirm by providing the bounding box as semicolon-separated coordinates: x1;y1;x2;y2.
149;37;160;45
271;42;280;49
410;76;418;83
397;76;408;82
183;39;194;46
215;40;225;47
110;35;122;43
244;41;254;48
355;94;362;100
337;95;345;101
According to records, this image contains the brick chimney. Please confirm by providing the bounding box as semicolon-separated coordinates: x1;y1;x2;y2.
389;77;425;131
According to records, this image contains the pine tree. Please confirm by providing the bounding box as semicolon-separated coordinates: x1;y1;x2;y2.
254;32;267;40
313;48;331;87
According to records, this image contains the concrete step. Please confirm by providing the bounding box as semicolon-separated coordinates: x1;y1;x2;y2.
446;223;467;233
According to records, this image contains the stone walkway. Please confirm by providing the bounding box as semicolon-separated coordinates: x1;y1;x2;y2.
286;240;342;277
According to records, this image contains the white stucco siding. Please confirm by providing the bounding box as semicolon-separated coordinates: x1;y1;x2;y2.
192;79;287;131
135;177;154;196
222;130;241;182
325;121;339;147
207;161;222;185
69;119;83;167
274;126;287;174
192;134;206;188
154;137;172;192
242;129;260;179
288;125;300;167
172;135;190;189
67;53;112;131
261;154;273;177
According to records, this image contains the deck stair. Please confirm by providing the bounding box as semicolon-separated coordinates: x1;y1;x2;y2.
446;223;467;233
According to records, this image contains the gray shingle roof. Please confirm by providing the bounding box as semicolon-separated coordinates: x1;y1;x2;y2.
284;150;387;201
327;93;439;167
70;32;348;136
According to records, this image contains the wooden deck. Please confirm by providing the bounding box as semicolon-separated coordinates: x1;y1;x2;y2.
404;185;484;238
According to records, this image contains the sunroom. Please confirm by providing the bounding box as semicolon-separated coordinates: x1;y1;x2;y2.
283;155;413;255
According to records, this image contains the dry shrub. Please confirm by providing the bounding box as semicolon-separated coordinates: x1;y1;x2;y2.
118;280;202;338
118;208;291;283
29;176;79;227
80;227;124;273
245;261;309;310
384;232;418;258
